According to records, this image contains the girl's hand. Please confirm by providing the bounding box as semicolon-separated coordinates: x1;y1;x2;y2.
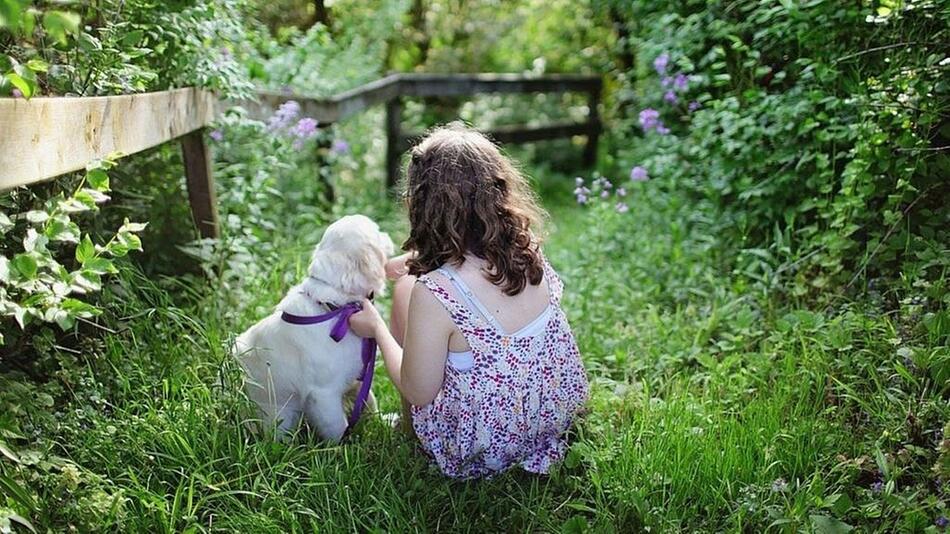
385;252;415;280
349;299;385;339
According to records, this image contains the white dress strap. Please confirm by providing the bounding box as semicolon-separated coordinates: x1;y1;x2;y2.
436;266;506;332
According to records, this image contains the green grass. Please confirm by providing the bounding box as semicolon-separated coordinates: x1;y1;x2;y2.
0;158;947;532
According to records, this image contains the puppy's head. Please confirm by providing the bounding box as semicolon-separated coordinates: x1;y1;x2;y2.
308;214;395;300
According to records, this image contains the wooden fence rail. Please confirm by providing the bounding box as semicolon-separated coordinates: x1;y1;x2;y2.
0;73;602;238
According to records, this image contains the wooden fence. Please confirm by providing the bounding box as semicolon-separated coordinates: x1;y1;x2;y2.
0;73;602;238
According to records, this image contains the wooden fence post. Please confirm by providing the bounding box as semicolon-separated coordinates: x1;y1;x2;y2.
315;135;336;204
583;83;601;167
180;129;220;239
385;97;403;190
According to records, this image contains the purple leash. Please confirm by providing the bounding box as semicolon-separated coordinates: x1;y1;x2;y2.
280;302;377;434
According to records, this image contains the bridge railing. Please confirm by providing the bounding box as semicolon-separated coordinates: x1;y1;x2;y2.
0;73;602;238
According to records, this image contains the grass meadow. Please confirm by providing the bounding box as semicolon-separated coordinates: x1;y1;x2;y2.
2;149;945;532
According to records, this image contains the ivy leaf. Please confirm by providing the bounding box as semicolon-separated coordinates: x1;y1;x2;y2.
70;271;102;293
49;308;73;330
81;258;116;275
61;298;99;318
119;219;148;233
0;211;13;233
24;210;49;224
11;254;37;279
76;235;95;264
0;256;9;283
56;197;93;213
44;215;80;243
79;188;111;204
22;228;47;252
12;304;29;329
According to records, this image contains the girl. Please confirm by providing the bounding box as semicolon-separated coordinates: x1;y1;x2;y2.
350;123;589;479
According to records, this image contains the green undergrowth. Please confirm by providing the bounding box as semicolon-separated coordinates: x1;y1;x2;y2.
1;152;946;532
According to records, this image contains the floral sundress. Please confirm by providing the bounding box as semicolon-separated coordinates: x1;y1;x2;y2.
411;257;589;478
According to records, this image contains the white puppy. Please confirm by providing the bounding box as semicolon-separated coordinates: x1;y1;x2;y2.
234;214;394;440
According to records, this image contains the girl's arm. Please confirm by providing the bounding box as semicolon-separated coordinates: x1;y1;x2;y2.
350;287;449;406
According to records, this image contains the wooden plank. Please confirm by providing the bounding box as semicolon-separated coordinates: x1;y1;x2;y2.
250;90;340;124
245;75;401;125
397;73;601;97
334;74;402;122
180;129;219;239
0;88;216;190
386;98;403;189
399;120;601;152
237;74;599;124
583;86;601;166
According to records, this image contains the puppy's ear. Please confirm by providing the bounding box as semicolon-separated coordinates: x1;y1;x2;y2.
340;240;388;298
378;231;395;258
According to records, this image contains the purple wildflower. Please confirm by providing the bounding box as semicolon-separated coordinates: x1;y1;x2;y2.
674;73;688;92
770;478;788;493
661;76;673;88
630;166;649;182
576;193;588;205
639;108;661;130
688;100;701;112
653;53;670;75
292;117;319;139
936;516;948;528
615;202;629;214
575;177;585;187
331;139;350;154
600;190;610;199
657;125;671;135
616;187;627;197
11;88;23;98
209;129;224;142
268;100;301;131
871;480;884;493
602;179;612;189
664;90;678;104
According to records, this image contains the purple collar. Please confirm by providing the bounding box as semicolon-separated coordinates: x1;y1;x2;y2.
280;302;376;435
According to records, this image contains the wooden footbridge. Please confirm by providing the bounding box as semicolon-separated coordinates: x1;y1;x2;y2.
0;73;602;238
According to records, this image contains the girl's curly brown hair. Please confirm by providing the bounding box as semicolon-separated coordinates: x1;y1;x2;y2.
402;123;547;296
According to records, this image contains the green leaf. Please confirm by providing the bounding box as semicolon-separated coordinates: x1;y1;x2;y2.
24;210;48;224
0;474;36;511
81;258;115;275
22;228;47;252
810;515;854;534
9;512;38;534
0;256;9;283
119;219;148;233
0;211;13;233
0;0;27;33
86;168;110;191
25;57;47;72
75;235;95;264
61;298;99;317
3;70;34;98
41;10;80;45
10;254;37;279
561;516;589;534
